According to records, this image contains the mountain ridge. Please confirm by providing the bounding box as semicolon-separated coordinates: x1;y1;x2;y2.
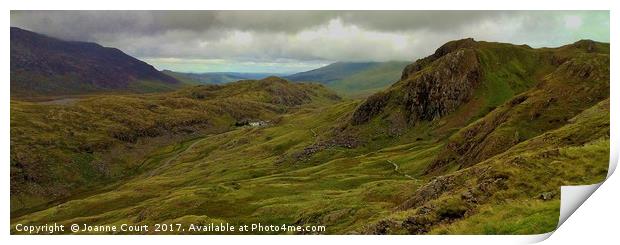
162;70;288;84
285;61;409;97
10;27;182;98
348;38;608;129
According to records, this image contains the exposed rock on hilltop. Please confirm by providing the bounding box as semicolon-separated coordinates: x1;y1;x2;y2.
425;51;609;174
292;38;610;164
400;38;478;80
349;38;609;131
352;39;610;234
351;45;481;125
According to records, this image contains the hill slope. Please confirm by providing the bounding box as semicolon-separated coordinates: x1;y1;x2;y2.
270;38;609;234
10;27;182;98
10;77;340;214
285;62;379;84
10;39;609;235
347;39;607;135
286;61;409;97
365;98;609;234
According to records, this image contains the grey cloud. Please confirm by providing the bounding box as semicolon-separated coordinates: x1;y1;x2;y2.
9;11;530;40
10;10;609;72
11;10;337;41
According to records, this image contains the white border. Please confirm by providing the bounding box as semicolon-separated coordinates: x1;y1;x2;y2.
2;1;617;244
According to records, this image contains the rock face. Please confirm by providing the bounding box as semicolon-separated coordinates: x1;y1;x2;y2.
425;49;610;175
400;38;478;80
349;91;391;125
10;27;180;97
351;39;482;125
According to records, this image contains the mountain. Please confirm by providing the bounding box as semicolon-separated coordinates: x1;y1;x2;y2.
302;38;608;234
285;62;379;84
348;39;608;131
285;61;409;97
10;27;182;98
162;70;286;84
11;38;609;235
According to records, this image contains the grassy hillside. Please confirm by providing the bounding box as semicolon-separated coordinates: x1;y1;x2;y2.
427;48;609;174
286;61;409;98
11;97;608;235
365;99;609;234
328;61;410;98
344;39;607;140
11;100;441;234
285;62;379;84
10;39;609;235
10;77;340;214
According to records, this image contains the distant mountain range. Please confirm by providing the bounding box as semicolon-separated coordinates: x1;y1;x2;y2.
284;61;410;97
10;27;182;98
162;70;286;84
163;61;409;98
285;62;379;84
10;27;404;99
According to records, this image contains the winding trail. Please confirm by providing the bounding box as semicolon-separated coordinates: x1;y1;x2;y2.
147;137;208;177
387;160;419;182
310;128;318;138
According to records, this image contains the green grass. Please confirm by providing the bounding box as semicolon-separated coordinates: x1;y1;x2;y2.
11;100;438;234
10;77;340;214
431;199;560;235
10;40;610;235
428;50;609;174
327;61;409;98
12;98;608;234
360;99;609;234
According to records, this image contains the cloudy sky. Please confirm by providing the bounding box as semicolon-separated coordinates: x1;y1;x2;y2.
11;11;609;73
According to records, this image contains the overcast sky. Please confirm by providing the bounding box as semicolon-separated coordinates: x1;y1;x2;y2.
11;11;609;73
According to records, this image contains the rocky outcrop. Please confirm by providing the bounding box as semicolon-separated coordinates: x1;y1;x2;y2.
351;44;482;126
350;91;391;125
287;135;360;163
363;166;510;234
398;48;481;123
401;38;478;80
425;52;610;175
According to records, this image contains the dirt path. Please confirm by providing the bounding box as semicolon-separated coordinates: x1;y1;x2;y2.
387;160;419;181
38;98;79;105
147;137;208;177
310;127;319;138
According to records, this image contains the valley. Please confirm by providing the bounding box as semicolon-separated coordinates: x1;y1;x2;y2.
10;27;610;235
163;70;288;85
11;99;441;234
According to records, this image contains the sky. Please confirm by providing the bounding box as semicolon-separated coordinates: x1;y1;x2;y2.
11;11;610;74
